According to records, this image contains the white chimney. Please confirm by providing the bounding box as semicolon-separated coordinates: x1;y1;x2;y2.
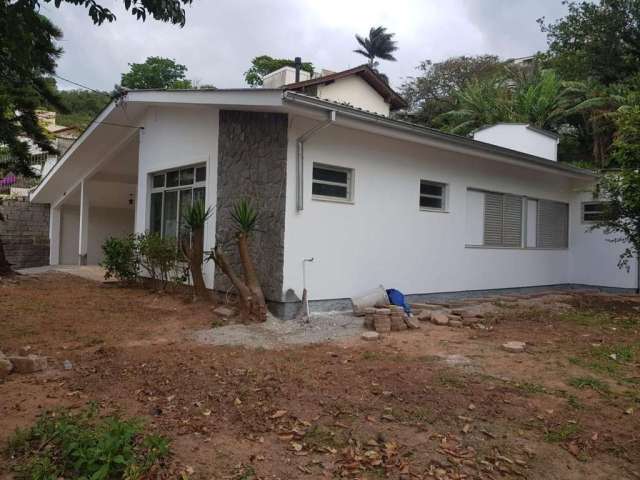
472;123;559;161
262;66;311;88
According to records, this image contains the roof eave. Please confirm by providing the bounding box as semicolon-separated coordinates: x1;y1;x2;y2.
283;92;595;180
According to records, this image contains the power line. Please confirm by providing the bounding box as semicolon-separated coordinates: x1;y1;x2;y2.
52;73;111;96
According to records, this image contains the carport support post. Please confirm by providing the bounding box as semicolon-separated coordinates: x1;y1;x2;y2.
49;207;61;265
78;180;89;265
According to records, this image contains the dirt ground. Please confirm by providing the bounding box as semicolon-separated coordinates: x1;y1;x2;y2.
1;273;639;479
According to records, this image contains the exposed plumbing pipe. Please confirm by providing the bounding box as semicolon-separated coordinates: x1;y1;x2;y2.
296;110;336;211
302;257;315;318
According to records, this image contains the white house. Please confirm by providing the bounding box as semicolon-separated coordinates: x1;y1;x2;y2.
30;65;637;316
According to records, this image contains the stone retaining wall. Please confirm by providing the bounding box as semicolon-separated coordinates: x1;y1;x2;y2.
0;198;50;269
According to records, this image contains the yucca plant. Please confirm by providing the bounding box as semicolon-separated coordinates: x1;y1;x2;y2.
181;201;213;299
207;198;267;322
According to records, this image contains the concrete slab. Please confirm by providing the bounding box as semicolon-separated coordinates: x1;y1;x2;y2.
17;265;112;283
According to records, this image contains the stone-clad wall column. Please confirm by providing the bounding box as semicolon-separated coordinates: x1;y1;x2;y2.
0;198;50;269
215;110;288;302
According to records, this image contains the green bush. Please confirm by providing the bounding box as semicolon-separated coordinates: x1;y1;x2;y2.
137;232;184;290
6;404;170;480
101;235;139;282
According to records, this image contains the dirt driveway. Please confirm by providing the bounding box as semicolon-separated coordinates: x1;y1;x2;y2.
1;273;639;479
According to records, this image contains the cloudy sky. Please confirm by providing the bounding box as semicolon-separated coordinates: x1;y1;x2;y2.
40;0;570;92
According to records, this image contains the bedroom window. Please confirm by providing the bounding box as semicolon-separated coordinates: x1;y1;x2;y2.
582;201;606;223
312;163;353;202
419;180;447;211
149;164;206;241
466;189;568;249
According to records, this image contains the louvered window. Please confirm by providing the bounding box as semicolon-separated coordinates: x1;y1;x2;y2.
483;192;522;247
537;200;569;248
467;189;568;249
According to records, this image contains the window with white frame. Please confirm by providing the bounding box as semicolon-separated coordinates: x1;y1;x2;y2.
465;188;568;249
149;164;206;242
419;180;447;211
582;201;606;223
312;163;353;201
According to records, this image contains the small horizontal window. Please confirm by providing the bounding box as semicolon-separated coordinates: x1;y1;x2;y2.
582;201;605;223
419;180;446;211
312;163;353;201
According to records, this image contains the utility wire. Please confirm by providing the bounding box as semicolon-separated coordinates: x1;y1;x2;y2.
52;73;111;96
52;74;143;130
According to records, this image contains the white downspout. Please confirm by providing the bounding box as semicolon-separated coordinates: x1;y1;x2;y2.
296;110;336;211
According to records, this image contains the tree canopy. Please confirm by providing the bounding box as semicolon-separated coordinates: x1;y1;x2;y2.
32;0;194;26
244;56;314;87
538;0;640;86
400;55;503;126
0;1;65;177
120;57;192;90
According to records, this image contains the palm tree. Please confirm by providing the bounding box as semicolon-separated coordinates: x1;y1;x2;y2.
354;26;398;69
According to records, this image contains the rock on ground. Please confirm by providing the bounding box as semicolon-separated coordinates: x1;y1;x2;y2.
7;355;47;373
361;331;380;341
213;306;235;318
431;311;450;326
502;341;526;353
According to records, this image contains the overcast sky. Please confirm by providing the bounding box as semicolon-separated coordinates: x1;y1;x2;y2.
40;0;570;92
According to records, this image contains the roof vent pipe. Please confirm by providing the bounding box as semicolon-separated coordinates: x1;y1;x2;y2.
294;57;302;82
296;110;337;211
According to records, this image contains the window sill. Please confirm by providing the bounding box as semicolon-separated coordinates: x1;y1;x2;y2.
465;245;569;251
312;195;355;205
419;207;448;213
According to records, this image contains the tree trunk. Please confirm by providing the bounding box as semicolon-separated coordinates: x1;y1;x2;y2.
0;238;13;276
212;245;265;322
237;232;266;313
185;227;208;299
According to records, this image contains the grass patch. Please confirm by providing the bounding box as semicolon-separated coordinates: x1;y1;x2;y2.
304;425;348;451
395;407;433;425
516;382;547;395
568;376;610;393
558;310;612;327
567;394;584;410
5;404;170;480
545;423;581;443
437;372;466;389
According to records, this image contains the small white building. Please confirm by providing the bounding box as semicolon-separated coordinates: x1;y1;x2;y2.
30;65;636;316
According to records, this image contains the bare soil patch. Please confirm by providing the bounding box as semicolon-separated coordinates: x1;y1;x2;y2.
1;273;639;479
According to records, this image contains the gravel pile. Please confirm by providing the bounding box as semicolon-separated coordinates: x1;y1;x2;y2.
192;312;365;349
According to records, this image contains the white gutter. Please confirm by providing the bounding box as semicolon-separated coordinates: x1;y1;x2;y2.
296;110;336;211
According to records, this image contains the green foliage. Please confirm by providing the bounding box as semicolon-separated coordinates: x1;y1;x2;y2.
53;89;111;129
544;422;581;443
230;199;258;235
568;376;610;393
591;96;640;270
6;404;170;480
100;235;139;282
182;201;213;232
399;55;503;127
354;26;398;67
244;55;314;87
34;0;194;26
121;56;192;90
539;0;640;86
0;1;64;178
137;232;184;289
437;68;584;136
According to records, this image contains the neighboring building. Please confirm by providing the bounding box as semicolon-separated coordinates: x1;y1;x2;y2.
30;66;636;316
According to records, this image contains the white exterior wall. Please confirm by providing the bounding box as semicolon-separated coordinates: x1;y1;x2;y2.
282;118;577;301
473;124;558;161
569;190;636;289
317;76;391;116
135;105;219;288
